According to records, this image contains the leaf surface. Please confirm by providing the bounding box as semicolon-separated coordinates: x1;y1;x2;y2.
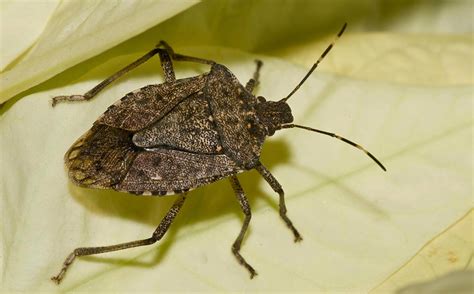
0;0;472;292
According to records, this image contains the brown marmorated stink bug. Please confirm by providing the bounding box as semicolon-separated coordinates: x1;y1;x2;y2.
51;23;385;284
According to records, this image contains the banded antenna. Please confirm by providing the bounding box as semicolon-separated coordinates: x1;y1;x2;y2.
281;23;347;102
279;23;386;171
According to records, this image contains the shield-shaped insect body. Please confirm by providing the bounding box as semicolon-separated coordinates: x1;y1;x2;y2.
51;24;385;284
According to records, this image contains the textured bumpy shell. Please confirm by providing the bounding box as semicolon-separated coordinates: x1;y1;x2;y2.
65;64;266;196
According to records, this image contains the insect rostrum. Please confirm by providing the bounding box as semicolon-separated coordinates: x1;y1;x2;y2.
51;23;385;284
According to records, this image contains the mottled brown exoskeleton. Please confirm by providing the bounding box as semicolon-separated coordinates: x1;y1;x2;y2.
51;23;386;284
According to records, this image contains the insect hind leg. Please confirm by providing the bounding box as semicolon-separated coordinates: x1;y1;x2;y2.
51;194;186;284
229;175;257;278
255;163;302;242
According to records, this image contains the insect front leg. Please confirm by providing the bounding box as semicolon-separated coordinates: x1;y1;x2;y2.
245;60;263;93
255;163;302;242
229;175;257;278
51;194;186;284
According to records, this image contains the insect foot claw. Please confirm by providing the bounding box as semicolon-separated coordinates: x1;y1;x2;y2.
249;268;258;279
51;251;76;284
286;222;303;242
52;95;86;107
294;234;303;242
243;262;258;279
50;273;63;285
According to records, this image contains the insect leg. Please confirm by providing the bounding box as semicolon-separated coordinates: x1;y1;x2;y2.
51;194;186;285
245;60;263;93
158;40;215;65
52;46;167;106
157;48;176;83
229;175;258;278
255;163;302;242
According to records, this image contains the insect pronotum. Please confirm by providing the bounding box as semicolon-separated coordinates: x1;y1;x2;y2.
51;23;385;284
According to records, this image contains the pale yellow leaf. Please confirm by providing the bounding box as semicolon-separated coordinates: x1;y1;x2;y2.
0;0;200;103
1;0;472;292
372;210;473;293
0;0;59;70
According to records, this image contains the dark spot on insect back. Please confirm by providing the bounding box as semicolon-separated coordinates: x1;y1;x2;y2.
136;169;147;179
152;157;161;166
93;161;103;172
136;96;150;105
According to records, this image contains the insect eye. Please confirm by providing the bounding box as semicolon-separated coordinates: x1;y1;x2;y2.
257;96;266;103
245;117;256;125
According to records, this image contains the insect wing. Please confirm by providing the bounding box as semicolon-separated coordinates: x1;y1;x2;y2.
97;75;206;131
66;124;137;188
116;148;241;195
